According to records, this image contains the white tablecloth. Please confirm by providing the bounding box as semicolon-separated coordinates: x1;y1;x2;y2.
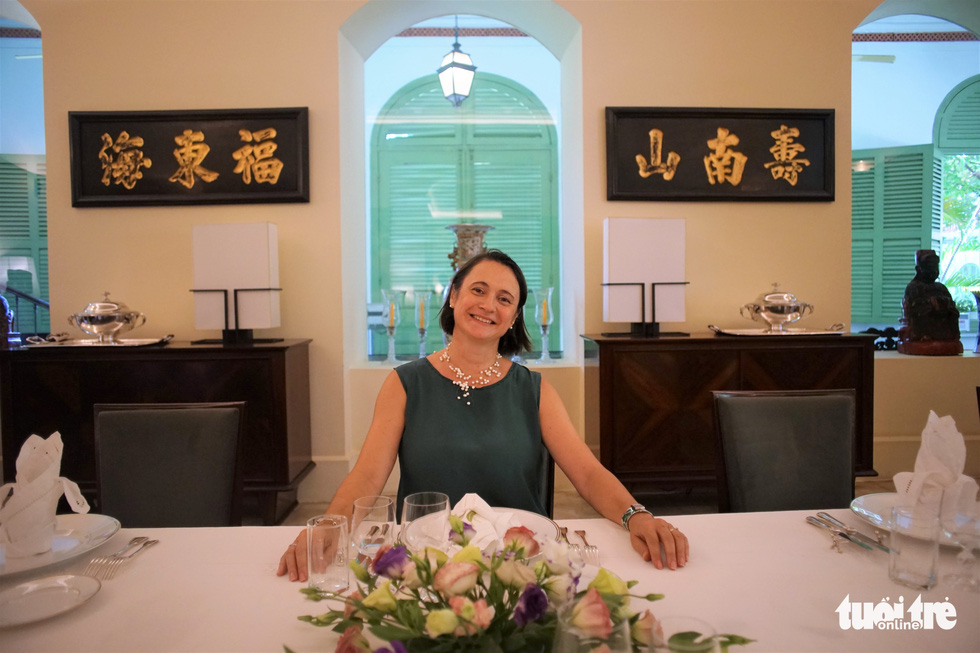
1;509;977;652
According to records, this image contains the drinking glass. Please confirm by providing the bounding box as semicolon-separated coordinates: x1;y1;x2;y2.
351;495;396;571
401;491;450;552
307;514;349;593
553;604;632;653
941;499;980;592
648;616;718;652
889;505;940;591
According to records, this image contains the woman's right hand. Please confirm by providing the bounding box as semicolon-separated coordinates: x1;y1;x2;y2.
276;528;308;582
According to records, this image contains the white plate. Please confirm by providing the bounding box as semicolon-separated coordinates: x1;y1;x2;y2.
402;507;560;554
850;493;957;545
0;514;121;577
508;508;561;543
0;575;101;628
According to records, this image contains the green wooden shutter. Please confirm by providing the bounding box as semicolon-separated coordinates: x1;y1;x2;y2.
934;74;980;153
0;155;49;334
851;145;941;324
370;73;559;358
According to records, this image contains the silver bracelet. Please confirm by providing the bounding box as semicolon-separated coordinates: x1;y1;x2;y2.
621;503;653;532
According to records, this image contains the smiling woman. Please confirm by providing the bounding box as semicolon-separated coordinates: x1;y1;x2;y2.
277;249;691;583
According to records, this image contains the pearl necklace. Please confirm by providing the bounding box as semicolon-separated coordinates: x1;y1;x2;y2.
439;344;503;405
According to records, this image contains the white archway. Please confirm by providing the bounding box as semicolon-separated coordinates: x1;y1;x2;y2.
338;0;583;370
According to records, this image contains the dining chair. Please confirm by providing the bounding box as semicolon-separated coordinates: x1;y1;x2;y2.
712;389;856;513
539;447;555;519
94;402;247;527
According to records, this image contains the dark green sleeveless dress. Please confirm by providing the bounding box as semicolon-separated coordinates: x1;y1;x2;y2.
394;358;548;516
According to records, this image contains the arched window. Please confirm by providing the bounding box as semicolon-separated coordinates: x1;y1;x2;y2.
369;72;559;357
0;2;48;336
850;13;980;345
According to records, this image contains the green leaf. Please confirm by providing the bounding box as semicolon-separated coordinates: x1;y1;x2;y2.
717;634;756;651
370;623;420;642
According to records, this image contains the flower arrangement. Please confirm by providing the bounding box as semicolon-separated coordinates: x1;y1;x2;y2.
297;516;751;652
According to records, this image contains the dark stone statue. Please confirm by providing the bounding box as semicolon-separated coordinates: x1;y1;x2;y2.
897;249;963;355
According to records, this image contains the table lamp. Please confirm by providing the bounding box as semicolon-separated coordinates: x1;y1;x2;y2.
191;222;282;345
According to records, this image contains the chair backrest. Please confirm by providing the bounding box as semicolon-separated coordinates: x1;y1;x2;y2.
712;389;855;513
539;446;556;519
94;402;246;527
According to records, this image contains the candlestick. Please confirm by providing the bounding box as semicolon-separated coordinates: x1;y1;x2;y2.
414;290;433;358
381;289;404;364
533;287;555;363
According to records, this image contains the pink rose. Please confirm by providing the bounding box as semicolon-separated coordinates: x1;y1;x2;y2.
432;561;479;596
335;625;371;653
631;609;663;647
471;598;495;629
495;558;537;588
343;590;363;619
449;596;496;635
568;587;613;639
504;525;540;557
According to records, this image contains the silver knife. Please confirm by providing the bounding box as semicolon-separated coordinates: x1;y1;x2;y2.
816;512;890;552
806;516;874;551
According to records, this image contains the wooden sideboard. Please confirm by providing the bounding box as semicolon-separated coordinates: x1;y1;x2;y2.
583;333;876;496
0;339;312;524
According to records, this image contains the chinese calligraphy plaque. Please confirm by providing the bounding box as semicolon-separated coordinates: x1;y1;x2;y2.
606;107;834;201
70;108;309;207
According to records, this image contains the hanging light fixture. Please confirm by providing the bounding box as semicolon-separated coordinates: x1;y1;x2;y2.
437;16;476;107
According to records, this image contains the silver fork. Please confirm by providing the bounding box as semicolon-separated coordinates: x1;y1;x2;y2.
83;537;148;579
559;526;582;555
574;529;600;565
102;539;159;580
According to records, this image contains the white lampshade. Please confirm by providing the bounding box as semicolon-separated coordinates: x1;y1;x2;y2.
437;45;476;107
193;222;280;331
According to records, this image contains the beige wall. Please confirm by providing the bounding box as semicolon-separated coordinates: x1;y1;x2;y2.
21;0;978;502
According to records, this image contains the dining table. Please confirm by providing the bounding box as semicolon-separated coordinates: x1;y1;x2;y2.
0;507;977;652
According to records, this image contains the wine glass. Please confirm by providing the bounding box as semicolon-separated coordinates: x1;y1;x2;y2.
941;499;980;592
350;495;396;571
400;491;450;553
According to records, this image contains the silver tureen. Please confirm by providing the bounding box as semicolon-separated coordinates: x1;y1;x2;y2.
67;292;146;343
739;283;814;332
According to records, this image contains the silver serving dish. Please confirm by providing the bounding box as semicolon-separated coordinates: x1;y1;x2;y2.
739;283;813;332
67;292;146;344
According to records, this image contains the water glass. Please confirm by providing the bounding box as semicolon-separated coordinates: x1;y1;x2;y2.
889;505;940;591
307;514;349;593
401;491;450;552
648;616;718;652
351;495;396;570
941;500;980;592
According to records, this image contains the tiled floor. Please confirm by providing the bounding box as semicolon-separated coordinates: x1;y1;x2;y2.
278;478;903;527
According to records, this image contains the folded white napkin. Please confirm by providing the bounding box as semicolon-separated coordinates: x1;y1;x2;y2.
0;432;89;557
452;493;521;552
894;411;979;521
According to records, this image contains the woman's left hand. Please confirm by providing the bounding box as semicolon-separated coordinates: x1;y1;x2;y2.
627;512;688;570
